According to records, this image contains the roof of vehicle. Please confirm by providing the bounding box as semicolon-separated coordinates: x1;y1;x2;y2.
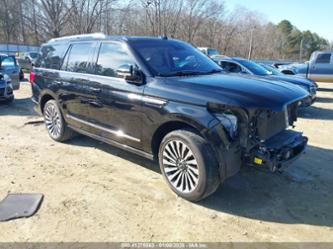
312;50;333;54
47;33;172;44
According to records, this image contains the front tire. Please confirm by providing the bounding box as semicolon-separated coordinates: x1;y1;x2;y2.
43;99;74;142
158;129;220;202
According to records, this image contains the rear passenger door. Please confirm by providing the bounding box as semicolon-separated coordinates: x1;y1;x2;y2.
87;42;144;149
58;42;98;131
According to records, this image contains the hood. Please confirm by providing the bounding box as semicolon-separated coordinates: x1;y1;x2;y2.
148;74;309;112
267;75;314;89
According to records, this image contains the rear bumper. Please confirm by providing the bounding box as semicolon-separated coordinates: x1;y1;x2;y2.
248;130;308;172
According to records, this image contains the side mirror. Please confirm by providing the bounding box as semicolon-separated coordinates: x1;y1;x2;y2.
116;64;144;84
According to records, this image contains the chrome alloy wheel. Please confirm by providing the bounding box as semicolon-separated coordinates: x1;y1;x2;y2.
44;104;62;139
162;140;199;193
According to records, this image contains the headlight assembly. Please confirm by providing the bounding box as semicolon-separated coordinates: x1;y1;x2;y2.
214;113;238;139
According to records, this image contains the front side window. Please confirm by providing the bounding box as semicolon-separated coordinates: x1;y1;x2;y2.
95;43;134;78
131;40;221;76
220;61;242;73
63;43;95;73
316;53;331;64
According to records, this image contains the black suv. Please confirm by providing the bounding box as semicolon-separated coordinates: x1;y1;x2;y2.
31;34;309;201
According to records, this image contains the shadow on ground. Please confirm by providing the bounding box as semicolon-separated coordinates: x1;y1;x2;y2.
199;145;333;227
66;135;333;228
315;96;333;104
0;97;37;116
67;135;160;174
318;87;333;93
298;105;333;120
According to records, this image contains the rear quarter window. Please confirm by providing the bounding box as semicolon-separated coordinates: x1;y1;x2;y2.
35;43;69;69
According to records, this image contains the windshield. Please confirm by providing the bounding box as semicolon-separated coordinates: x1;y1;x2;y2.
236;59;271;76
260;64;283;75
130;40;222;77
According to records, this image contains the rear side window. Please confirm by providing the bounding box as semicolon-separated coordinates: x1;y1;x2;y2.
95;43;134;78
36;44;68;69
315;53;331;64
62;43;95;73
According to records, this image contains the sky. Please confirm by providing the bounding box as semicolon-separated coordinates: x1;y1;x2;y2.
225;0;333;41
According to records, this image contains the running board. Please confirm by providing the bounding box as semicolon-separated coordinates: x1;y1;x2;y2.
68;125;154;161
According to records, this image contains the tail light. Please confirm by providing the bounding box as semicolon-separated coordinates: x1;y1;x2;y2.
29;71;35;84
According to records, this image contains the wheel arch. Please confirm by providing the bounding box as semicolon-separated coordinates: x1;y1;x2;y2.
150;119;208;159
39;91;57;113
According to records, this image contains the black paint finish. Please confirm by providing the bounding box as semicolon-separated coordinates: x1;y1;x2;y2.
31;35;309;182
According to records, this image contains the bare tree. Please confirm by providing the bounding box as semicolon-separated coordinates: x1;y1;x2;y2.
68;0;113;34
38;0;73;37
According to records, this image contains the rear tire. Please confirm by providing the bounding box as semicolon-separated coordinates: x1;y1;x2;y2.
158;129;220;202
43;99;75;142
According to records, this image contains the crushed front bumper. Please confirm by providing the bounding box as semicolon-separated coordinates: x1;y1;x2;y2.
248;130;308;172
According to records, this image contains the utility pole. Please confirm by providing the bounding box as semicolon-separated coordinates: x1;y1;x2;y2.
248;27;255;60
299;37;304;61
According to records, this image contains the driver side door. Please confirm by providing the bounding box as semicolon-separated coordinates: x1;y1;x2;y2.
87;42;145;149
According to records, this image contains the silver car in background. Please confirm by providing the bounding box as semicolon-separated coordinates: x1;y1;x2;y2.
0;54;20;90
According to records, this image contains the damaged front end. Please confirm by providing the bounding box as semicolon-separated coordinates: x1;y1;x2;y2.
248;130;307;172
246;100;308;172
207;97;308;178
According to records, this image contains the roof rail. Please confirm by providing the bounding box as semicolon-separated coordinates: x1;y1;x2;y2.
49;33;106;43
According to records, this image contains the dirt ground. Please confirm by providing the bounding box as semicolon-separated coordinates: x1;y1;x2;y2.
0;79;333;242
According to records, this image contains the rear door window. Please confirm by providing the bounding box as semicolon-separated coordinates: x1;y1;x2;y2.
62;43;95;73
315;53;331;64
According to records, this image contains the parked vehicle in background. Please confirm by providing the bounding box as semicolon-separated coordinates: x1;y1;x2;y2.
0;54;20;90
0;73;14;103
24;52;39;65
17;52;39;72
280;51;333;82
214;57;317;106
31;34;309;201
198;47;220;58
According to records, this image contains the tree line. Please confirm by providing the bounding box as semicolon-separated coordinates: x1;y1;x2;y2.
0;0;331;61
